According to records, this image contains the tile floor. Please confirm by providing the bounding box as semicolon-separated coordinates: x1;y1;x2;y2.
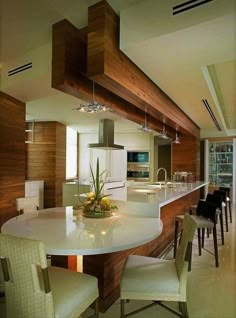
0;205;235;318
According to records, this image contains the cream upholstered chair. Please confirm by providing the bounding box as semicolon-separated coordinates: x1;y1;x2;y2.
0;233;99;318
16;195;39;214
120;213;196;318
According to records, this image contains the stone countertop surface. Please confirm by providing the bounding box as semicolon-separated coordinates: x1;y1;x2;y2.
127;181;208;211
1;206;162;255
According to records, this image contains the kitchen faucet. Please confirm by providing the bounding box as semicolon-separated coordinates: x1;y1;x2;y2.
156;168;167;183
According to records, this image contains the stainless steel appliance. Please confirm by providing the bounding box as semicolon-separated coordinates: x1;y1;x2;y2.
127;151;150;181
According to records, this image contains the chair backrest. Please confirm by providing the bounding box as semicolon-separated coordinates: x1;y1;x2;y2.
206;193;222;209
16;196;39;214
175;213;196;297
196;200;217;222
213;190;226;203
0;233;54;318
219;186;230;198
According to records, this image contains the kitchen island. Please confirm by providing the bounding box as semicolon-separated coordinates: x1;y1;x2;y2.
82;181;207;311
126;181;208;215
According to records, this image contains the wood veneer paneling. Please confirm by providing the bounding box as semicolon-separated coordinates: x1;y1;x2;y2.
0;91;25;228
83;189;200;312
172;133;200;180
52;19;177;138
87;0;199;138
26;122;66;208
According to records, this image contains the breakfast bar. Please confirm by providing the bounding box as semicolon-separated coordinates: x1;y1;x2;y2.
82;181;207;311
1;181;207;312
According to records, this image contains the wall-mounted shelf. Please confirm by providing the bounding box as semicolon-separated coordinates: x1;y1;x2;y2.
208;141;233;187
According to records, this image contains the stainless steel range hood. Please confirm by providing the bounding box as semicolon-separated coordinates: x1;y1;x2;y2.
89;119;124;150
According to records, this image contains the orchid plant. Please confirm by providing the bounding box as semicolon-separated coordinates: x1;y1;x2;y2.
82;158;117;215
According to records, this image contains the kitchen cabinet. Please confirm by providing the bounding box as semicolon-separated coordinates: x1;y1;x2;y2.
90;149;127;181
104;182;127;201
79;132;153;181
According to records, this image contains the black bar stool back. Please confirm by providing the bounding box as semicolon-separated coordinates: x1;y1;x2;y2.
219;186;232;223
214;190;229;232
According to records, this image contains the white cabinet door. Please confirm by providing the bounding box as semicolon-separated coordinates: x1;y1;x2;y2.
104;183;127;201
90;149;127;181
109;150;127;181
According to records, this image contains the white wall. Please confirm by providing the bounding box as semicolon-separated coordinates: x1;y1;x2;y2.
79;132;154;181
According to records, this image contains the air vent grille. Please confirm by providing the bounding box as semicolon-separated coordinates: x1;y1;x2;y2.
8;62;32;77
202;99;221;131
173;0;213;15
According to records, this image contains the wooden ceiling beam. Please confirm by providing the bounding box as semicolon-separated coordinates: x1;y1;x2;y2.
52;19;177;138
87;0;199;138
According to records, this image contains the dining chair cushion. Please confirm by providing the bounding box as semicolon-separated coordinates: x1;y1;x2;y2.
48;267;98;318
176;214;214;228
16;195;39;214
121;255;181;301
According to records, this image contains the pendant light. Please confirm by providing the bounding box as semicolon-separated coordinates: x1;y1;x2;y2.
138;111;152;133
73;81;111;113
159;124;169;139
172;131;181;144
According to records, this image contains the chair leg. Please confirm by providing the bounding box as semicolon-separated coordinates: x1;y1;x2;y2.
188;241;193;272
213;225;219;268
228;201;232;223
174;220;179;258
219;212;224;245
224;205;229;232
201;228;205;248
95;298;99;318
197;228;201;256
121;299;125;318
179;302;189;318
207;228;210;238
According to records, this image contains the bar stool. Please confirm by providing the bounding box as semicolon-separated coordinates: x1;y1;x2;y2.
214;190;229;232
219;186;232;223
189;194;224;245
174;200;219;270
205;193;224;246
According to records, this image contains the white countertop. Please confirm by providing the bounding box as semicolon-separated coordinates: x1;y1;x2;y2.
1;205;162;256
127;181;208;216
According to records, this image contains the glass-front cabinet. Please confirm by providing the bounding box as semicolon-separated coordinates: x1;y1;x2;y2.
208;142;233;187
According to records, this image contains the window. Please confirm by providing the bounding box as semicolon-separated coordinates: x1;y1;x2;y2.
66;127;77;179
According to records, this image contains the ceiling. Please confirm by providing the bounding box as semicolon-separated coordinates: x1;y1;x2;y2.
0;0;235;137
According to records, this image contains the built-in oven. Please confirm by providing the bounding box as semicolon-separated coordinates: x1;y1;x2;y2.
127;151;150;181
127;151;149;164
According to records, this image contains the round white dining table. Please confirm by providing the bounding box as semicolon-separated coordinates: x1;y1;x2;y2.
1;206;163;255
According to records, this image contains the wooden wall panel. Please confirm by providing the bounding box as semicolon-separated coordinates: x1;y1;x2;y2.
172;133;200;180
83;190;200;312
0;91;25;228
26;122;66;208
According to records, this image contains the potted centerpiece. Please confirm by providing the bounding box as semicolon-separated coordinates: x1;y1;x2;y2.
82;158;117;218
